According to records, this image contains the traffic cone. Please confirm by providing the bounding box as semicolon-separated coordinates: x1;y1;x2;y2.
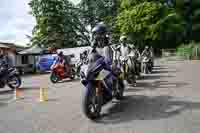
14;88;22;100
39;87;48;102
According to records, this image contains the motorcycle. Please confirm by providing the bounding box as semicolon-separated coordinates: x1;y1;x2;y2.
80;53;124;120
142;56;152;74
50;64;76;83
0;66;22;90
120;55;136;85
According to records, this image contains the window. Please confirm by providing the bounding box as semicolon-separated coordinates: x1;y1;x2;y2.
22;55;29;64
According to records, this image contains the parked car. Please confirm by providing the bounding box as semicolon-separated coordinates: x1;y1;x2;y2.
37;54;57;72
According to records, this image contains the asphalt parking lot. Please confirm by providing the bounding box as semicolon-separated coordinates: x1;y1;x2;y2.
0;58;200;133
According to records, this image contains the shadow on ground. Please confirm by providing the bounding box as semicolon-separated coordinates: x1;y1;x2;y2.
151;70;177;74
55;78;80;84
153;65;168;70
0;90;13;95
126;80;189;92
95;62;192;124
19;87;40;91
141;75;175;80
97;95;200;124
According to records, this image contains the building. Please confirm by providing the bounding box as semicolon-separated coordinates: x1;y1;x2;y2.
0;42;26;67
0;42;38;74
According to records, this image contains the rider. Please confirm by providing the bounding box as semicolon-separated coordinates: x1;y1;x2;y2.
141;46;151;58
89;22;117;95
150;46;154;67
129;45;141;76
0;50;8;68
118;35;137;86
0;50;8;78
130;45;140;60
52;51;67;72
119;35;131;59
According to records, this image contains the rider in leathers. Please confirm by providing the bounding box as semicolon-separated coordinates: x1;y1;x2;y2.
88;22;118;96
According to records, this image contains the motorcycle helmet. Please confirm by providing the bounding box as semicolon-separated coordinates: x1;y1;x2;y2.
92;22;107;35
120;35;127;44
91;22;109;48
145;46;149;50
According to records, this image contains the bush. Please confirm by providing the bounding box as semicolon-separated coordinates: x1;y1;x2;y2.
177;42;200;59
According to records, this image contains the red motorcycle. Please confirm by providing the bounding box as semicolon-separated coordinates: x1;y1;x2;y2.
50;64;76;83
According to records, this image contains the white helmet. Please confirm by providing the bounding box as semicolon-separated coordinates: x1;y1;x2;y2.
120;35;127;43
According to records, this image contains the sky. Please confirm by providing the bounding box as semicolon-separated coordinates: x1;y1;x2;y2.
0;0;81;46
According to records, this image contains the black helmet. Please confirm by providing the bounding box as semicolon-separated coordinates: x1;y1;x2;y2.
92;22;107;35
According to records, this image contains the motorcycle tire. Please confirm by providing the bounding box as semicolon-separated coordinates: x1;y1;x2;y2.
50;72;59;83
7;75;21;90
143;63;148;74
115;79;125;100
82;86;102;120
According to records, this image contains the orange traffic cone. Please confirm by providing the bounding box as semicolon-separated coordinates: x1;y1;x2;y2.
39;87;48;102
14;88;22;100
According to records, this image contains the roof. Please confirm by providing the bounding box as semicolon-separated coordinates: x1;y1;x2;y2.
0;43;9;48
0;42;26;52
19;45;50;55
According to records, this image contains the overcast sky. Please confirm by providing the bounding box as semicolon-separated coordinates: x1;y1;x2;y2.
0;0;81;46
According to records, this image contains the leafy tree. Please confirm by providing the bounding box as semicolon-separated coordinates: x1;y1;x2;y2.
29;0;90;48
78;0;120;31
116;0;185;48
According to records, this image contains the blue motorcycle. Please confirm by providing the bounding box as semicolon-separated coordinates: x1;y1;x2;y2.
80;53;124;120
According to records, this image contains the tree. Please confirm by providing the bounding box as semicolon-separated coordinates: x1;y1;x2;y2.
116;0;185;48
29;0;90;48
78;0;120;31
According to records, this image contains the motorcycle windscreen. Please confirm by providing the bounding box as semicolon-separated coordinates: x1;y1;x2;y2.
86;56;105;80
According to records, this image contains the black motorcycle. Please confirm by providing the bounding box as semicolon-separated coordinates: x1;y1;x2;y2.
0;66;22;90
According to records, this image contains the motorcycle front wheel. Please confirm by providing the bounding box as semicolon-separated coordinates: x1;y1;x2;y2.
82;84;102;120
50;72;59;83
7;75;21;90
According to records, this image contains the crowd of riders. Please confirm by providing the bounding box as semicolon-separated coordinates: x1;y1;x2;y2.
76;22;154;85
